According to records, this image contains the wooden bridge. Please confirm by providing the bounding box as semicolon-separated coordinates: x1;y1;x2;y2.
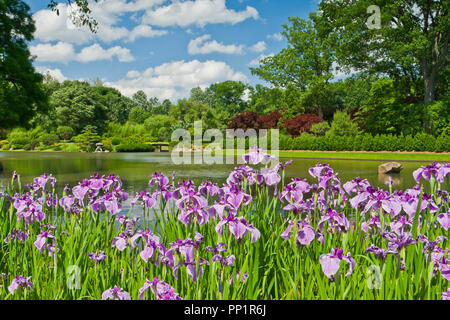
150;143;169;152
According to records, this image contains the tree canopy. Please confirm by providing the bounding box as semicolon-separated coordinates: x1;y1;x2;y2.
0;0;48;129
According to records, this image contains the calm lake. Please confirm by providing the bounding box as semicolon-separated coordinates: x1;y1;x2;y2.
0;151;439;216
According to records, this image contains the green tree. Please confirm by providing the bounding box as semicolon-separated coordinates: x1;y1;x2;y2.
73;129;101;152
208;81;249;117
317;0;449;103
56;126;74;141
49;80;107;134
250;16;335;119
327;110;360;137
128;106;149;124
92;86;132;124
144;115;177;141
131;90;153;113
0;0;48;129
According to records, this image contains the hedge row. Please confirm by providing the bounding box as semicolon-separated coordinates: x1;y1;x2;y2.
115;144;155;152
279;133;450;153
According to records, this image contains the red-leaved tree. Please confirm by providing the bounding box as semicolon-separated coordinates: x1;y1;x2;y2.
283;113;323;137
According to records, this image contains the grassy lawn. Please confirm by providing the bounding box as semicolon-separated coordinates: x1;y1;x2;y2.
205;149;450;162
277;150;450;162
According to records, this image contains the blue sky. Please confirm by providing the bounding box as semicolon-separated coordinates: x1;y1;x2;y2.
26;0;319;102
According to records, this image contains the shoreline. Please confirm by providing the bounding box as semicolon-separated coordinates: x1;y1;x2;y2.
2;149;449;162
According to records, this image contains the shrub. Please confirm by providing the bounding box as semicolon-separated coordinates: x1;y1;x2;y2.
73;130;101;152
101;140;113;152
115;144;155;152
327;111;360;137
57;126;75;141
10;137;30;146
434;134;450;153
259;110;283;129
277;133;448;152
40;134;60;146
283;114;323;137
310;122;330;136
11;144;24;150
60;143;81;152
111;137;122;145
227;111;263;130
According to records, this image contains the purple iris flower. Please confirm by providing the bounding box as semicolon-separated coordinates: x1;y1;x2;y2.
88;251;107;264
413;162;440;183
439;257;450;281
229;270;248;285
104;193;121;215
418;235;447;260
318;208;349;234
13;193;45;224
441;288;450;300
209;199;231;219
149;172;173;201
365;245;398;261
437;210;450;231
281;219;316;246
381;232;417;251
89;173;104;190
225;187;252;212
361;215;382;234
205;242;228;254
32;173;55;191
157;245;175;268
112;233;129;251
319;248;355;279
309;164;340;190
101;286;131;300
34;231;55;251
215;213;261;243
212;254;236;267
176;188;209;226
242;145;271;165
8;275;33;295
4;229;29;243
280;179;310;203
436;163;450;183
139;277;182;300
131;229;161;263
170;238;206;282
199;180;219;197
389;215;412;235
72;180;90;200
260;166;281;186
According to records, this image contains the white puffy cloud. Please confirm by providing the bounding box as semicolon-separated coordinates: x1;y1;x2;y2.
33;7;92;45
250;41;267;53
30;42;76;63
35;66;68;82
30;42;134;63
77;44;135;62
188;35;244;55
33;3;168;45
267;33;283;41
106;59;248;101
248;53;274;66
142;0;259;27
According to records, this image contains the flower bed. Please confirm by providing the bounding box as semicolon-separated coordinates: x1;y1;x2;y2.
0;147;449;300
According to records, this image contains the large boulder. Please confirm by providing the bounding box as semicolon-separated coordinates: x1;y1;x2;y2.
378;162;403;174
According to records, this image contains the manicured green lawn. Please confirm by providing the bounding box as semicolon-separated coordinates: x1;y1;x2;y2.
208;149;450;162
277;151;450;162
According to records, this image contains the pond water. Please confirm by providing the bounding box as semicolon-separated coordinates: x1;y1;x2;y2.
0;151;438;216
